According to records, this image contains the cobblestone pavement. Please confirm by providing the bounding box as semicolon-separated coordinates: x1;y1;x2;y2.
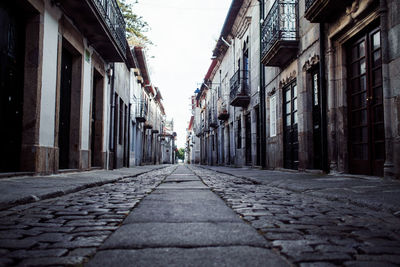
189;166;400;266
0;166;176;266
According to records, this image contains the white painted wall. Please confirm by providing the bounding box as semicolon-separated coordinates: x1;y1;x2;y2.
39;5;60;147
80;46;92;150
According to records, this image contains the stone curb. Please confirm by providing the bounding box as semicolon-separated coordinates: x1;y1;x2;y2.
197;165;400;216
0;165;169;211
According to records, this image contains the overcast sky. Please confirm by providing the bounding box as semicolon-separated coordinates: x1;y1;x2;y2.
130;0;232;148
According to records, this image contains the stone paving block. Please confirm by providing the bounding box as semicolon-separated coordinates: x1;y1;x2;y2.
157;181;207;189
88;247;289;267
18;256;86;266
0;239;37;249
344;261;398;267
123;199;241;223
7;248;68;258
68;247;97;257
0;258;13;266
146;189;222;203
101;222;268;249
355;254;400;264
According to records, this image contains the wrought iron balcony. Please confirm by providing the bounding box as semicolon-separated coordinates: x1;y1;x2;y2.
217;98;229;120
58;0;127;61
135;100;147;122
304;0;346;22
145;109;153;129
261;0;299;67
230;70;250;107
208;109;218;128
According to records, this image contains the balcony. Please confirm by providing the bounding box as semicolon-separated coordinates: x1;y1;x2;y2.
145;109;153;129
58;0;127;61
135;100;147;122
304;0;347;22
217;99;229;120
209;110;218;128
230;70;250;107
261;0;299;67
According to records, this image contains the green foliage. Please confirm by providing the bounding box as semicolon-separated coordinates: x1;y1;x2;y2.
176;148;185;160
117;0;152;47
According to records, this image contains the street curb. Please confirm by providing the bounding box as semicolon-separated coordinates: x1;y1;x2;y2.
196;165;400;216
0;165;169;211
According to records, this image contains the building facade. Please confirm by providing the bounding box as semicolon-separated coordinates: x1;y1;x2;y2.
0;0;169;176
189;0;400;178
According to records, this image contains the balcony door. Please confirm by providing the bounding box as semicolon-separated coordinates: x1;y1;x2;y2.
310;69;322;169
245;114;252;165
347;27;384;176
283;80;299;170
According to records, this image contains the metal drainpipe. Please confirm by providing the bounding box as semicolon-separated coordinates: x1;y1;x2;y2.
258;0;267;169
319;23;329;173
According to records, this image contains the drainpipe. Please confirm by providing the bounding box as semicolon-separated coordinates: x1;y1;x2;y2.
380;0;394;177
319;23;328;173
258;0;267;169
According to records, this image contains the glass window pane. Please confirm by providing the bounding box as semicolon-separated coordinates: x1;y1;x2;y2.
374;105;384;122
313;73;319;106
286;102;291;114
360;59;366;75
286;114;291;126
360;75;366;92
293;84;297;97
352;62;359;76
293;111;298;125
293;98;297;111
286;89;291;101
373;69;382;87
359;41;365;58
373;50;381;67
373;31;381;50
352;46;358;59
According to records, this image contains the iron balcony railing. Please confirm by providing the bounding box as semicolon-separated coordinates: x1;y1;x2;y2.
217;98;229;120
135;100;147;122
92;0;127;55
261;0;298;59
208;108;218;128
230;69;250;101
305;0;315;10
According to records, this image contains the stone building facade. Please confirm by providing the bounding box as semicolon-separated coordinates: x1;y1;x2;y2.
0;0;168;176
189;0;400;178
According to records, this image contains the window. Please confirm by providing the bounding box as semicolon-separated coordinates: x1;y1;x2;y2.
270;94;277;137
119;98;123;145
237;119;242;149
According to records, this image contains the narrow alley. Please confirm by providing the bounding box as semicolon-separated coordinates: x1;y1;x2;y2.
0;165;399;266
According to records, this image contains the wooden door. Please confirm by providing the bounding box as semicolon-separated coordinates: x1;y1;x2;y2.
0;4;24;172
348;27;384;176
311;69;322;169
59;48;73;169
245;114;252;165
283;81;299;170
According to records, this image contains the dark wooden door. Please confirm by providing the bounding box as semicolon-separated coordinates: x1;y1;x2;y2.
255;106;261;166
348;27;384;176
311;69;322;169
245;114;252;165
59;48;73;169
283;81;299;170
0;4;24;172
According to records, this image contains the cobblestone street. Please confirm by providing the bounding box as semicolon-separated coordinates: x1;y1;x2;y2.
1;165;400;266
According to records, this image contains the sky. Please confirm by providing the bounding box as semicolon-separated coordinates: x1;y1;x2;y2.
130;0;232;148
